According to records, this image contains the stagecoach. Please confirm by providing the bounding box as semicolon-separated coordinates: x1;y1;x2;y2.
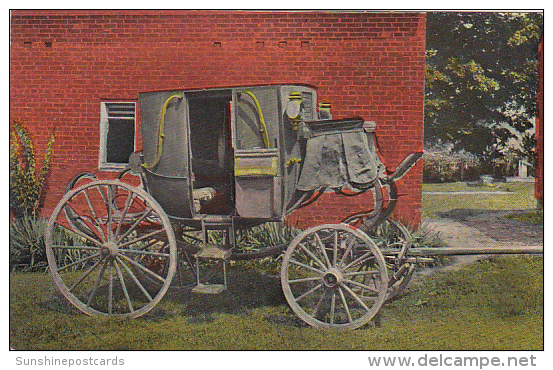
47;84;535;331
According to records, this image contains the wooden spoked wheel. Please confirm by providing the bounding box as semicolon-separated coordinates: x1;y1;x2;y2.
45;180;177;318
280;224;388;331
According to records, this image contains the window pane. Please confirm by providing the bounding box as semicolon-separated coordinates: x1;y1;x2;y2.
106;117;134;164
235;88;278;150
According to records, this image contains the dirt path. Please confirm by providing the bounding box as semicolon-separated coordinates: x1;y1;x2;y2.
434;209;543;245
420;209;543;273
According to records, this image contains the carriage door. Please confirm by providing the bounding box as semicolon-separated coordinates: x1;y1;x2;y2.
233;87;282;219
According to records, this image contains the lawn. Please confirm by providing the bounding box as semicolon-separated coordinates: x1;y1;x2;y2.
10;255;543;350
9;181;543;350
422;182;537;217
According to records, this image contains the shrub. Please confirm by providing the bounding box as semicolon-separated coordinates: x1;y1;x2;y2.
9;215;84;272
9;216;48;272
423;150;518;183
9;123;55;218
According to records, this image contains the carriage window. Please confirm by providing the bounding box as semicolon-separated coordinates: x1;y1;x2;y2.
99;102;136;171
235;88;279;150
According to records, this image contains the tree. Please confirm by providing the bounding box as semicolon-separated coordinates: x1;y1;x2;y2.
425;12;543;159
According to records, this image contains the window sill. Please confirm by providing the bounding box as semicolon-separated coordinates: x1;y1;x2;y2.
98;163;128;172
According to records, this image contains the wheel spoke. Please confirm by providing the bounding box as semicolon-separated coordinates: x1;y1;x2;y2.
56;252;101;273
289;258;325;275
297;242;328;270
342;250;373;271
62;206;103;247
108;260;114;314
106;185;116;241
82;188;98;219
338;238;356;267
343;270;380;277
337;286;353;323
119;254;166;283
116;207;154;243
82;189;107;241
294;283;323;303
342;278;379;293
116;256;153;302
288;276;322;284
310;287;327;318
68;257;104;292
314;232;332;268
51;244;99;251
118;229;165;249
94;183;110;208
340;283;372;313
118;249;170;258
86;259;109;307
114;259;134;313
330;292;336;324
332;231;339;267
115;192;136;240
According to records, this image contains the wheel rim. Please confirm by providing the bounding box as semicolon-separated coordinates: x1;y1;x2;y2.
281;224;388;330
46;180;176;318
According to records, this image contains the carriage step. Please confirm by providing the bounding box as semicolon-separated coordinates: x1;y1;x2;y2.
191;283;226;295
194;244;232;260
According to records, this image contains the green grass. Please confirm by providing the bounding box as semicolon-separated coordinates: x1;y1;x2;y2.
506;209;544;225
10;256;543;350
9;182;542;350
422;182;537;217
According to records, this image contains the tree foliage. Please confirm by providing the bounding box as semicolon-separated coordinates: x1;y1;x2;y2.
425;12;543;158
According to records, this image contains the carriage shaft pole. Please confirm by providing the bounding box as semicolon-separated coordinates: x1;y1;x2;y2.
404;246;543;257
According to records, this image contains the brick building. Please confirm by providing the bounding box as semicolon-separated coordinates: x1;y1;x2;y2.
10;10;426;228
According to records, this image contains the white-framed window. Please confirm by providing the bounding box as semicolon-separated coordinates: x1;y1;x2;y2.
99;102;136;171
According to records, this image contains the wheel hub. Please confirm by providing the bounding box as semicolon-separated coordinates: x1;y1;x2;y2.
101;241;119;257
322;268;342;288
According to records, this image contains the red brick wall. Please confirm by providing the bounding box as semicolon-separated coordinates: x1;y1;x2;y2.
535;38;543;205
10;10;426;228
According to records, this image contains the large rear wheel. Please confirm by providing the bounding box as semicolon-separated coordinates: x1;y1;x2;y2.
45;180;177;318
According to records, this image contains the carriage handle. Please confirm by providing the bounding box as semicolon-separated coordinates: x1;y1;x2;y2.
142;93;184;169
241;90;270;148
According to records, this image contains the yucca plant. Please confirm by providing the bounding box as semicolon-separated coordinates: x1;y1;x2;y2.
9;215;87;272
9;122;55;218
235;222;301;251
9;215;49;272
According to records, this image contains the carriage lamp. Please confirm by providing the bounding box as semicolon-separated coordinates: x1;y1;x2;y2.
285;91;303;130
318;102;332;120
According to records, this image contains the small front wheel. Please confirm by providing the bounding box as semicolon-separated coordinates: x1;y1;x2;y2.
280;224;388;330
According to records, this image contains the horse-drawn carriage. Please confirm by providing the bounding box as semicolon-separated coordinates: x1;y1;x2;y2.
46;84;538;331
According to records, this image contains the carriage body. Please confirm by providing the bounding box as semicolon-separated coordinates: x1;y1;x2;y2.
137;84;386;229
